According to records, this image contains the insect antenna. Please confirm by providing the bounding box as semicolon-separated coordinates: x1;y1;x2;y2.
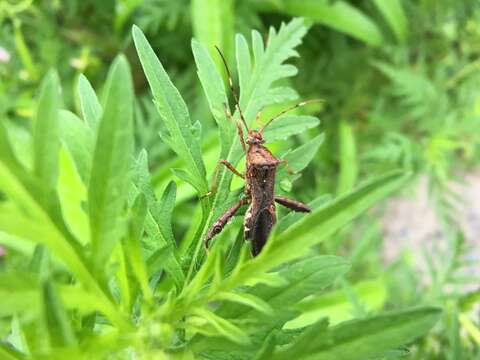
214;46;249;131
259;99;324;134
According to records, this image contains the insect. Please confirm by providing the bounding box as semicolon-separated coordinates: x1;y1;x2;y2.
205;47;318;256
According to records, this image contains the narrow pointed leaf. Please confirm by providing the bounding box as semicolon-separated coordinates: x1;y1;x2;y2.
77;74;102;129
88;55;134;272
132;25;207;194
33;70;61;191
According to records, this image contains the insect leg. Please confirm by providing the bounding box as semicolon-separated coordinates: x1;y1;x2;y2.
201;159;245;198
219;160;244;178
274;196;311;213
205;198;249;251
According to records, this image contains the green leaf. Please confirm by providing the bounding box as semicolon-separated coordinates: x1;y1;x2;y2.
58;110;94;185
373;0;408;43
276;195;330;233
88;55;134;273
257;319;330;360
239;19;307;121
255;0;384;46
191;307;250;345
286;133;324;172
132;25;207;194
42;281;77;348
216;291;274;316
277;134;324;183
0;122;24;176
77;74;102;129
272;307;442;360
191;38;233;157
337;120;357;195
263;115;320;143
33;70;61;191
0;231;34;256
58;148;90;245
28;245;50;280
191;0;234;62
132;152;185;288
265;170;411;264
133;151;177;248
218;256;349;321
0;272;41;319
157;181;177;245
0;203;127;329
285;279;387;329
188;256;348;354
0;343;25;360
115;244;131;312
235;34;251;93
125;194;153;302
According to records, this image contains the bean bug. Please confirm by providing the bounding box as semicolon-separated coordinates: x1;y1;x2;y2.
205;47;320;256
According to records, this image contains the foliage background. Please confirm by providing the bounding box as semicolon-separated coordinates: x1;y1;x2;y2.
0;0;479;359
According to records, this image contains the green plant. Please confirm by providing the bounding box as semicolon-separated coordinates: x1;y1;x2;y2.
0;18;441;359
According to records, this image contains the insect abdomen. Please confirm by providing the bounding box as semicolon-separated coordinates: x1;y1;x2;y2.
244;164;277;255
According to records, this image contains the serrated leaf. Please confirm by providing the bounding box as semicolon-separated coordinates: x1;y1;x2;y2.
263;115;319;142
77;74;102;129
132;25;207;194
240;19;307;120
88;55;134;273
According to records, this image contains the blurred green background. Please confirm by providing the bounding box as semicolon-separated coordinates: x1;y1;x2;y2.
1;0;479;358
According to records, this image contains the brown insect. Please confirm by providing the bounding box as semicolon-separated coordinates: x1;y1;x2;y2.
205;47;318;256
